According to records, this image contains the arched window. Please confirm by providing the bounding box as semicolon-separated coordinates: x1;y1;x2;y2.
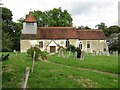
66;39;70;47
87;41;90;48
79;42;82;49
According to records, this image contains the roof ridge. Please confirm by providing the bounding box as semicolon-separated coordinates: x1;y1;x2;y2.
77;29;103;31
38;27;73;28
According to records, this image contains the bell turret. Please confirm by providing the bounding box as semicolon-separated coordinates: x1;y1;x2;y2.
22;12;37;34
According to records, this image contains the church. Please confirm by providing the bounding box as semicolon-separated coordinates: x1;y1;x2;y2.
20;12;108;53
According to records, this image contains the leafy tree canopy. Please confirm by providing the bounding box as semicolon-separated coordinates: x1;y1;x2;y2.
19;7;73;27
77;25;91;30
2;7;22;51
1;7;13;22
95;22;107;30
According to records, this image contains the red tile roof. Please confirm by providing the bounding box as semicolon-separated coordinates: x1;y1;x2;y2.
22;12;106;40
21;27;106;40
36;27;78;39
23;12;37;23
77;30;106;40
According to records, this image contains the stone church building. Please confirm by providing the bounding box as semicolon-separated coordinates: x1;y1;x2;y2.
20;12;108;53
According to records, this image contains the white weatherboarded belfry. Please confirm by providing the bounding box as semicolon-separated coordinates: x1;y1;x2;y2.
20;12;108;53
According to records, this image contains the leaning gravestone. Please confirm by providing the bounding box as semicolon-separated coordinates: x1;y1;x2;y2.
80;51;85;60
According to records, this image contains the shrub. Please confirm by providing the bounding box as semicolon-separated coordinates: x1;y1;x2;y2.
75;47;81;58
66;45;76;53
27;46;47;60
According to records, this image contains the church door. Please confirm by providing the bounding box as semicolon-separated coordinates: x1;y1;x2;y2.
50;46;56;53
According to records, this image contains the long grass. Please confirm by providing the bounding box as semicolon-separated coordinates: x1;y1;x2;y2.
48;53;118;74
2;52;118;88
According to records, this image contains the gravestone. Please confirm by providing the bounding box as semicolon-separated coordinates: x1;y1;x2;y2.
58;50;60;57
92;50;95;56
74;52;77;60
69;48;71;57
96;51;99;56
103;48;107;56
80;51;85;60
107;51;110;56
58;48;62;57
98;51;102;56
62;50;65;58
66;51;69;59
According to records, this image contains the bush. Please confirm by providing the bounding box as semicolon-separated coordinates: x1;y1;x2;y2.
75;47;81;58
27;46;47;60
66;45;76;53
66;45;81;58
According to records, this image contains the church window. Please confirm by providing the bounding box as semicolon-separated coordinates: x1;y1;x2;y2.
79;42;82;49
66;39;70;47
87;41;90;48
39;41;43;48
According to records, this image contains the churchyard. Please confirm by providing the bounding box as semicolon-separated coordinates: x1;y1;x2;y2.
2;51;119;88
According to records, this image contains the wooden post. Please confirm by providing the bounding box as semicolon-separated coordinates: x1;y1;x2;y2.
21;67;30;89
31;51;35;73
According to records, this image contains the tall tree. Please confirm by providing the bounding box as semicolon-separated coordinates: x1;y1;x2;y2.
2;32;13;52
78;25;91;29
2;7;13;22
103;25;120;37
107;33;119;53
95;22;107;30
31;7;73;27
2;7;22;51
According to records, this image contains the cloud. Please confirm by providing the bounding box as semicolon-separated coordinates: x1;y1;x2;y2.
2;0;119;28
70;2;113;16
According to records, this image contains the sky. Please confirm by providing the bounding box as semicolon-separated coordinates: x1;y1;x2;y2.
1;0;119;28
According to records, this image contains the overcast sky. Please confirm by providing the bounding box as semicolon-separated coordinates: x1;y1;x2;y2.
1;0;119;28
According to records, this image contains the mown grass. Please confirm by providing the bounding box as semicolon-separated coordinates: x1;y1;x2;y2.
2;52;118;88
2;52;32;88
48;53;118;74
